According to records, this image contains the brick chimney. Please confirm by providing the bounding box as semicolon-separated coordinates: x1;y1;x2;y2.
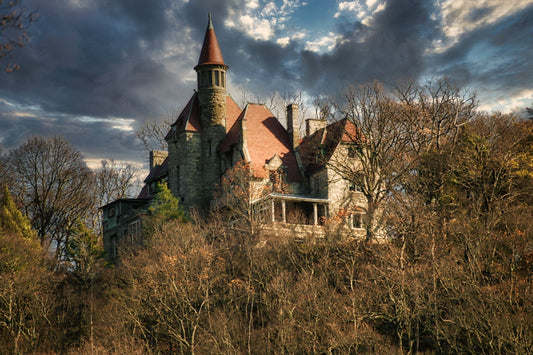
149;150;168;171
286;104;299;149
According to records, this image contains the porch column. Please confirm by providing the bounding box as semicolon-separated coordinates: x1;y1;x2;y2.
271;199;275;222
313;203;318;225
281;200;286;223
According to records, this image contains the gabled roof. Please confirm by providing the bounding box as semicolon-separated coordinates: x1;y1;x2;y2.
137;158;169;199
165;93;201;140
165;94;241;140
225;95;241;133
219;103;303;182
299;119;362;173
196;14;226;67
144;157;168;183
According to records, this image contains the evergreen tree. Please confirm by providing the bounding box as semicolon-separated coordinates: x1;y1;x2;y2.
148;182;188;223
0;184;35;239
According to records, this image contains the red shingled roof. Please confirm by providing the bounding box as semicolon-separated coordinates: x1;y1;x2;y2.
225;95;241;133
197;16;226;67
219;104;303;182
299;119;363;173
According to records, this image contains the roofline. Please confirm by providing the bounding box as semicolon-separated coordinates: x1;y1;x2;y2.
99;198;150;210
251;193;330;205
184;92;197;131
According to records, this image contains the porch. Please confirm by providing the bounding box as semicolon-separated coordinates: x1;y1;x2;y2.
252;193;330;226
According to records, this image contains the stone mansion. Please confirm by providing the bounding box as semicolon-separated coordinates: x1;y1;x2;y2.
101;15;368;258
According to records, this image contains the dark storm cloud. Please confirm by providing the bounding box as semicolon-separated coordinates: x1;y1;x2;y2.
0;107;141;162
0;0;191;163
429;5;533;93
1;0;531;165
0;0;182;119
176;0;440;97
298;0;439;93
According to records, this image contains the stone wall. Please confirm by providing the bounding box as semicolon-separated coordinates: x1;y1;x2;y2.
167;132;202;210
325;143;367;217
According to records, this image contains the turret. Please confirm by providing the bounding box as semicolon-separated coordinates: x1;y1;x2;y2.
195;14;229;209
195;13;228;129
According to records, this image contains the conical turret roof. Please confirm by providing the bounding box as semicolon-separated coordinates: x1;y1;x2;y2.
196;14;226;67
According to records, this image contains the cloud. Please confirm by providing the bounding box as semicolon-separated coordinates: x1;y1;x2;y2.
297;0;439;93
427;4;533;110
225;15;275;41
334;0;387;22
0;104;142;163
432;0;533;53
0;0;531;169
304;32;344;53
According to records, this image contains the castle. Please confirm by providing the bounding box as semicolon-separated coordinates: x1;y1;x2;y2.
101;15;367;258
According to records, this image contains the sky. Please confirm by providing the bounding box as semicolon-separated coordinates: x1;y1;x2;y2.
0;0;532;170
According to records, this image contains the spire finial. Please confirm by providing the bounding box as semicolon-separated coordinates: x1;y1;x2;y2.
208;13;214;30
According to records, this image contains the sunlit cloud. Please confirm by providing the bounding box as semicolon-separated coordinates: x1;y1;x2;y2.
304;32;343;53
430;0;533;53
225;0;307;41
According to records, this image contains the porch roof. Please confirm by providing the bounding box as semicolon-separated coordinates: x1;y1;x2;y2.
251;193;330;205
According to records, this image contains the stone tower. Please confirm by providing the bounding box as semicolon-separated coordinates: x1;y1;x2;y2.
195;14;228;209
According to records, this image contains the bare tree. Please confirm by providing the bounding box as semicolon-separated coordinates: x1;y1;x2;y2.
329;81;410;241
94;158;139;207
395;77;476;154
0;0;37;72
312;91;336;122
135;113;175;152
3;136;95;261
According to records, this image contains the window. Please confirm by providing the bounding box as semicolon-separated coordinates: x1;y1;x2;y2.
108;206;116;217
208;71;213;86
110;235;118;260
351;213;364;229
176;165;180;195
348;145;360;158
221;72;225;87
349;182;362;192
215;71;220;86
314;176;320;196
127;220;142;242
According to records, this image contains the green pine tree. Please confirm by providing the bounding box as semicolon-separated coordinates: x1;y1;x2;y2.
148;182;188;223
0;184;35;239
64;220;103;276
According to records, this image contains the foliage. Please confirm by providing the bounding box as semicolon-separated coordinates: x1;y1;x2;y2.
64;220;103;277
2;136;96;261
330;81;409;240
212;159;290;237
147;182;188;224
0;216;51;354
0;0;37;72
0;79;531;353
0;184;34;239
